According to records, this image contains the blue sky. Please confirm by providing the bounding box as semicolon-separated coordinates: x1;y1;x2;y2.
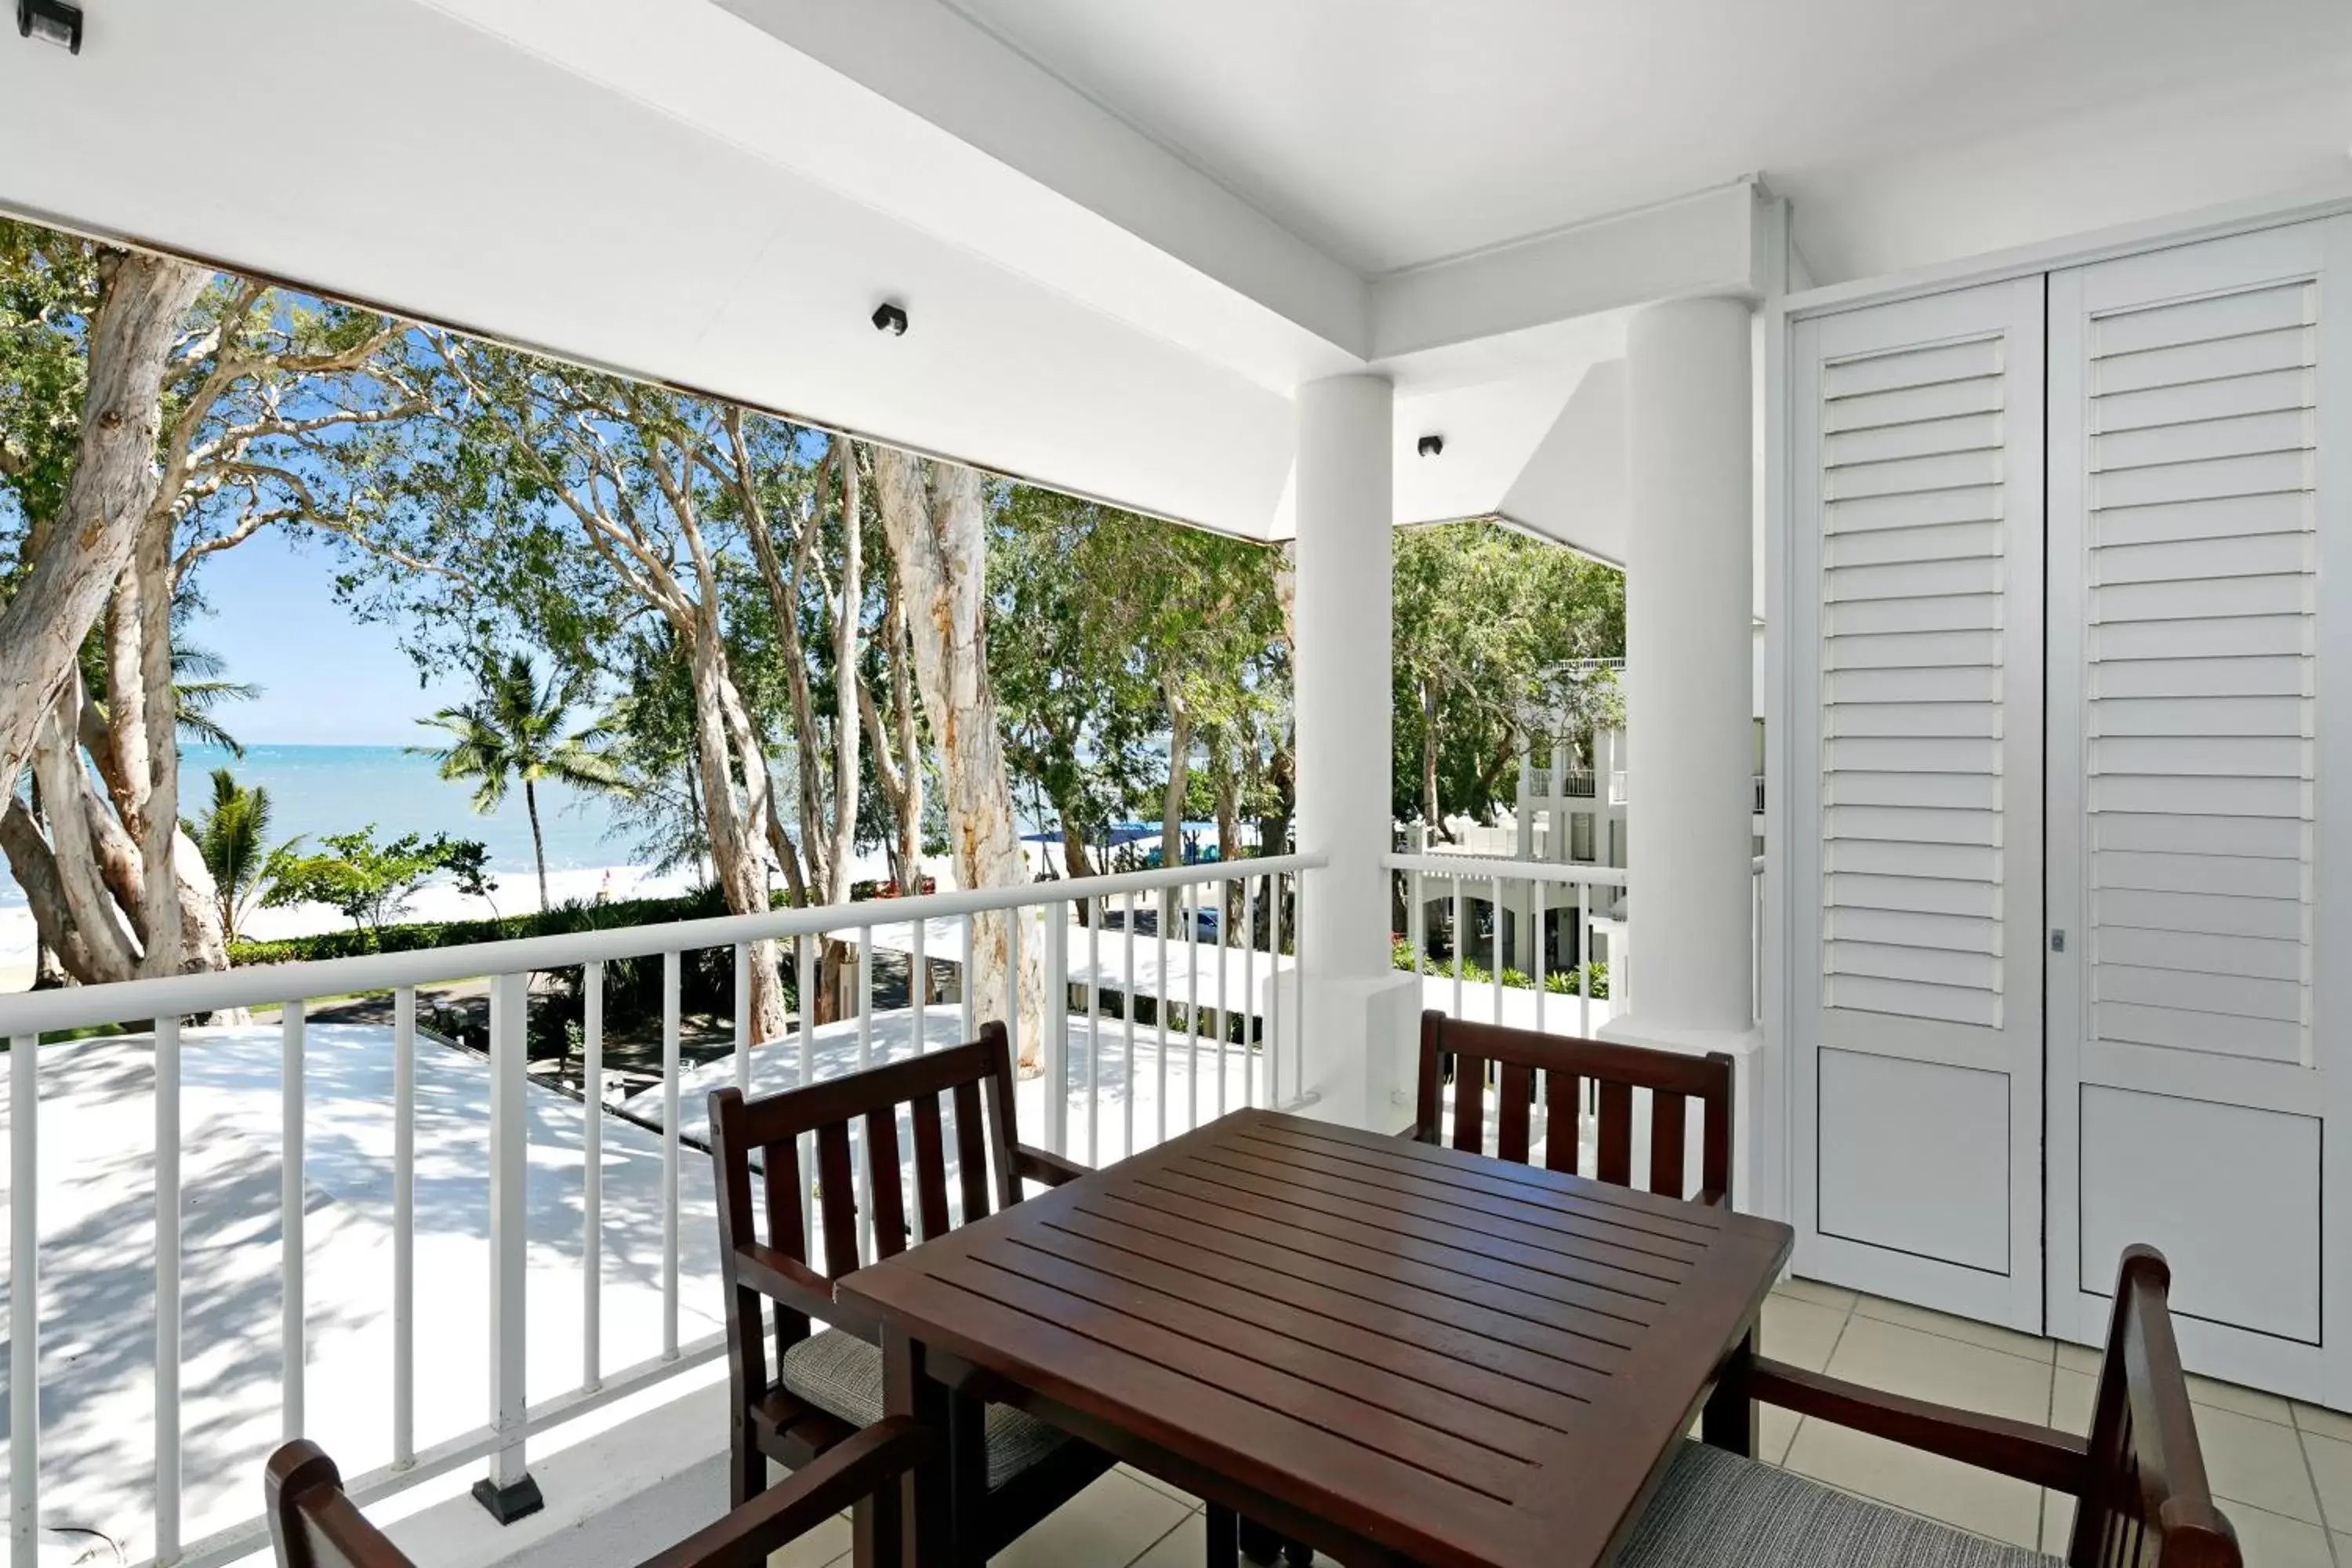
190;526;459;746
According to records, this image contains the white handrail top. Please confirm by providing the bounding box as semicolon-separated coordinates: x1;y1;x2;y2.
0;853;1327;1038
1382;851;1629;888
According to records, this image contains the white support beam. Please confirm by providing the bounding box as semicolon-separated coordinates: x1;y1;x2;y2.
1372;182;1776;361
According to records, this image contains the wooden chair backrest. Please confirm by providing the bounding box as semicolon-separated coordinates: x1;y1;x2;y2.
2070;1246;2243;1568
1411;1011;1734;1205
709;1020;1023;1382
267;1443;417;1568
269;1418;929;1568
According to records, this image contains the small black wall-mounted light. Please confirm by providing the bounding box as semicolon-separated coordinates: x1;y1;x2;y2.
871;302;909;337
1417;434;1445;458
16;0;82;53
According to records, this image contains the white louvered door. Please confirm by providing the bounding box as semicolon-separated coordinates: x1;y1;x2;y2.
2047;218;2352;1401
1790;278;2046;1328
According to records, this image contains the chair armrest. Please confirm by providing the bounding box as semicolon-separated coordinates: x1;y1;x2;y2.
735;1242;834;1310
1744;1357;2090;1494
1014;1142;1092;1186
633;1416;931;1568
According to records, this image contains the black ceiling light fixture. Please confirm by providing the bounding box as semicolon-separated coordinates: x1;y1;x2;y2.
16;0;82;53
1417;434;1445;458
871;301;909;337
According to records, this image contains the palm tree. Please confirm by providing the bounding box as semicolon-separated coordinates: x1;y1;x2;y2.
412;653;628;910
186;768;299;942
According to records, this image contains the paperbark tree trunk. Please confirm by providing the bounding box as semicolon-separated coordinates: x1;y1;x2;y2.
687;623;789;1040
873;450;1044;1072
0;250;208;795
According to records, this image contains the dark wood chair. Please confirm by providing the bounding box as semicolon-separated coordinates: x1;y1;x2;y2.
1409;1010;1735;1205
708;1019;1115;1563
265;1416;928;1568
1613;1246;2241;1567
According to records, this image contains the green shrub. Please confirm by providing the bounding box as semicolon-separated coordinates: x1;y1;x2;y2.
230;887;800;1054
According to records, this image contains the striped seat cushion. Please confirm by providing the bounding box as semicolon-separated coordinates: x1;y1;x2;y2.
1617;1443;2061;1568
779;1330;1070;1491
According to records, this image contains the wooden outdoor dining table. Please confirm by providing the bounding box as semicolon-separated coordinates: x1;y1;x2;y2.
835;1107;1795;1568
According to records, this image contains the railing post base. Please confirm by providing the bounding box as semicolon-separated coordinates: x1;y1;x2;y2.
471;1473;546;1525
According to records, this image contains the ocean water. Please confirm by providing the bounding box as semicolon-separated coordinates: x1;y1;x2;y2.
0;744;641;909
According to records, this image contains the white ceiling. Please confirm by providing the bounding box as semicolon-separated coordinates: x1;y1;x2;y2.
943;0;2352;278
2;0;2348;560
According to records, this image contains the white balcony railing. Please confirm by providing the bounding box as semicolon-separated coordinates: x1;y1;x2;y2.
1390;850;1769;1033
0;854;1321;1568
1386;851;1629;1036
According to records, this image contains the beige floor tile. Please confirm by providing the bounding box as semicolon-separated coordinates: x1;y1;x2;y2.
993;1470;1196;1568
1772;1276;1858;1313
1761;1406;1801;1468
2188;1373;2295;1427
1784;1422;2042;1548
1761;1293;1849;1374
2054;1340;2103;1377
2194;1406;2322;1526
765;1510;851;1567
2217;1501;2334;1568
1116;1464;1200;1508
1127;1511;1210;1568
2051;1368;2096;1436
1820;1313;2053;1423
1850;1294;2055;1366
1134;1511;1347;1567
2040;1491;2075;1556
2301;1428;2352;1530
2299;1401;2352;1445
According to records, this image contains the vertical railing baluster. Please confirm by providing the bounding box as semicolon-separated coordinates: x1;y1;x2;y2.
857;926;876;1264
1215;874;1230;1116
154;1014;181;1563
1534;880;1548;1036
1156;887;1169;1149
394;985;417;1464
1293;873;1308;1105
960;915;977;1044
733;941;752;1094
1410;866;1425;1000
661;951;681;1358
1269;872;1287;1106
484;972;533;1511
911;913;928;1051
582;964;603;1393
797;934;816;1249
1044;902;1069;1156
282;999;306;1442
1242;876;1258;1107
1122;890;1136;1160
11;1033;38;1568
1087;898;1102;1164
1452;877;1466;1020
1185;881;1201;1131
1006;907;1024;1088
1493;874;1507;1026
1577;880;1592;1036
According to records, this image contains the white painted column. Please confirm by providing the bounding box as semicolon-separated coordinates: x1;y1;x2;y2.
1602;295;1777;1210
1293;373;1418;1128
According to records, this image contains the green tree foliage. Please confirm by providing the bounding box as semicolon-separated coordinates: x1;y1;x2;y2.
262;827;492;938
184;768;303;944
1392;522;1624;833
412;651;628;911
989;488;1286;886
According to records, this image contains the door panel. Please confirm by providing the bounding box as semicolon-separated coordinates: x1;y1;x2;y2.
2047;217;2350;1403
1791;278;2046;1328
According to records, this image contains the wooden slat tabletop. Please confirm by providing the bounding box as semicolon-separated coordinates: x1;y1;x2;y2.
839;1108;1794;1567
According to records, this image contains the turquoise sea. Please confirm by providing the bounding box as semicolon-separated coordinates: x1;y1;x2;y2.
0;744;640;909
